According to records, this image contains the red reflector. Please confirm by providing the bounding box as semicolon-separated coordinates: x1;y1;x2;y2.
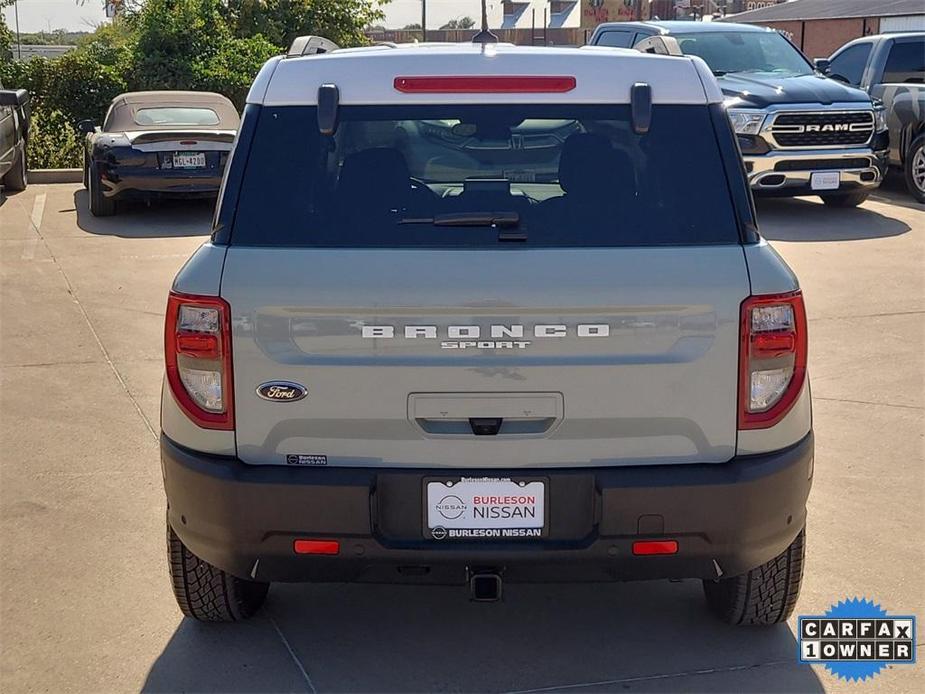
751;331;796;358
293;539;340;555
175;332;220;358
394;76;577;94
632;540;678;556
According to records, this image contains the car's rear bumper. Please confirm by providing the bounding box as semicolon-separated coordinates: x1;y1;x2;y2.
101;170;224;198
161;432;813;585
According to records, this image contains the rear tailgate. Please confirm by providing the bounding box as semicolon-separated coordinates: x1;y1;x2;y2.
223;247;748;467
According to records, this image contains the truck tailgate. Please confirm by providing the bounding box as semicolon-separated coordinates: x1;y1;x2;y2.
222;246;749;467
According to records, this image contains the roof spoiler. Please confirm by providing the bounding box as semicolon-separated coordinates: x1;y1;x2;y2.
287;35;340;57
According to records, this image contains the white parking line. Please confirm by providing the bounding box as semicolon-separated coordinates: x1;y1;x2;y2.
20;192;46;260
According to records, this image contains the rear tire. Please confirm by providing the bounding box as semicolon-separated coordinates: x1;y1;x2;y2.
167;522;269;622
703;527;805;626
820;191;868;207
88;163;116;217
2;143;28;192
903;134;925;204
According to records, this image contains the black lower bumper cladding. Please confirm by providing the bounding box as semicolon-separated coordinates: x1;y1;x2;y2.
161;433;813;585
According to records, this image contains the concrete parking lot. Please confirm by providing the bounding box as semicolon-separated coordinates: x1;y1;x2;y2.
1;179;922;693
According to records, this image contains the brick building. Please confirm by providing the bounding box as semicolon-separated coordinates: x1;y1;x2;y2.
724;0;925;58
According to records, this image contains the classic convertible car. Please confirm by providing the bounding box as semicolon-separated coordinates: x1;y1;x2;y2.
78;91;239;216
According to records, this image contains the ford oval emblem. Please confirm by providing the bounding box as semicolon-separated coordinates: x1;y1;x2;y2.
256;381;308;402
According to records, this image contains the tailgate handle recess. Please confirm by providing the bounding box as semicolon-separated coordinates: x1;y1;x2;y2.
409;392;563;438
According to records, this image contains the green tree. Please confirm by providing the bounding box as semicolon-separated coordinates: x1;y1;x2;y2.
0;0;14;61
440;17;475;30
224;0;387;49
122;0;278;108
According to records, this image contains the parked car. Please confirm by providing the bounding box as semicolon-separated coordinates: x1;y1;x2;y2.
78;91;240;217
589;21;890;207
0;82;30;192
161;37;813;625
819;32;925;202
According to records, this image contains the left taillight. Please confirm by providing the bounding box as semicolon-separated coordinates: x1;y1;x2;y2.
739;291;807;430
165;291;234;430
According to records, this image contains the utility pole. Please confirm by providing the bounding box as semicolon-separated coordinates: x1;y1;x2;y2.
14;0;22;60
421;0;427;42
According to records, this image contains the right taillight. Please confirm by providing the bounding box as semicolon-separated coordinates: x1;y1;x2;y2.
165;291;234;430
739;291;807;430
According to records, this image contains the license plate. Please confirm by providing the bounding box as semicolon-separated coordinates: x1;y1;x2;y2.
424;477;546;540
173;152;206;169
810;171;840;190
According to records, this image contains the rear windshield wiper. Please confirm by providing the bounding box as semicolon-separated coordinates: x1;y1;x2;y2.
400;211;525;240
401;211;520;228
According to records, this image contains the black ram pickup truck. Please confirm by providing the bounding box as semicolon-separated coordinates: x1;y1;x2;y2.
820;32;925;202
589;21;889;207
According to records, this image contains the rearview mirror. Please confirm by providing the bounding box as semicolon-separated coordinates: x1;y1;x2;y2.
76;119;97;134
0;89;29;107
814;58;831;74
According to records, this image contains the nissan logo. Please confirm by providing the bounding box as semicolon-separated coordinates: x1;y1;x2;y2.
256;381;308;402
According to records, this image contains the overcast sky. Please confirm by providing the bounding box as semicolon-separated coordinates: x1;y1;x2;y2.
2;0;493;34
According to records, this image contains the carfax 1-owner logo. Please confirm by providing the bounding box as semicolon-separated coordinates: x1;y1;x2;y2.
798;598;916;682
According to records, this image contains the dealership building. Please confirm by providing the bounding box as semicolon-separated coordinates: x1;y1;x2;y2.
726;0;925;58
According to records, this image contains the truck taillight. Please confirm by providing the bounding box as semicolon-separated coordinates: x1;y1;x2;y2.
739;291;807;430
165;292;234;430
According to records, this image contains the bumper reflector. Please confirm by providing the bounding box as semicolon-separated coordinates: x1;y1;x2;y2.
293;539;340;555
632;540;678;556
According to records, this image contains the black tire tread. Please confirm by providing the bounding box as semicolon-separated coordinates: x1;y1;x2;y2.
88;164;116;217
2;143;28;192
167;523;268;622
703;527;805;626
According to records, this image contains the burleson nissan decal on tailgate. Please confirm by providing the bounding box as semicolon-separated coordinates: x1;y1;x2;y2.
159;30;813;625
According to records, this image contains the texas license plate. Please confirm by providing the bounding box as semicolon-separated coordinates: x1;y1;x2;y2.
810;171;840;190
424;477;546;540
173;152;206;169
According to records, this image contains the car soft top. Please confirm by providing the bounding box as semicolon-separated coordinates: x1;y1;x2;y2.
104;91;240;132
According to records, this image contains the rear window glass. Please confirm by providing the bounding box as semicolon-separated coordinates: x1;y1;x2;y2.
133;107;220;126
230;104;740;247
676;32;812;77
883;40;925;84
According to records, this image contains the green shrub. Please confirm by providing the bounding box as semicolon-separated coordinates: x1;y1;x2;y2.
194;35;279;107
26;109;83;169
43;47;129;123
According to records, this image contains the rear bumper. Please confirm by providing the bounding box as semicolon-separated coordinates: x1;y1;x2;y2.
161;432;813;585
101;170;223;198
746;146;889;196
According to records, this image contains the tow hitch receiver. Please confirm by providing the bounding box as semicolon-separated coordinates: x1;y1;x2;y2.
469;569;503;602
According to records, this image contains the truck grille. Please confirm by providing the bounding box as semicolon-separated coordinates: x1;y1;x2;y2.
768;111;874;148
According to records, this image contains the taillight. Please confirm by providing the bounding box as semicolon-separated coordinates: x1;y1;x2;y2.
739;291;807;429
165;292;234;430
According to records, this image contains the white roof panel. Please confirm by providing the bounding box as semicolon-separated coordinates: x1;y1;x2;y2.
253;44;721;107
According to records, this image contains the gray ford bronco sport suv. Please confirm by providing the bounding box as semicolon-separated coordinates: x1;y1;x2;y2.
161;38;813;624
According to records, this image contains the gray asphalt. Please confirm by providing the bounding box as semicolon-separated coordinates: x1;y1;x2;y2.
0;179;922;693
